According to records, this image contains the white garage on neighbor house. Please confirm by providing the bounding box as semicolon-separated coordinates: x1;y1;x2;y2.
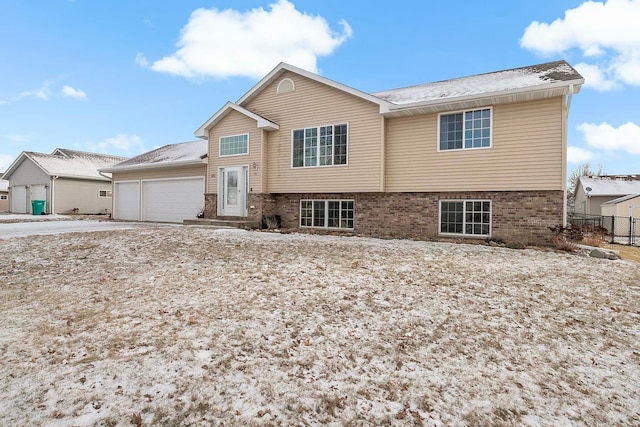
101;141;207;223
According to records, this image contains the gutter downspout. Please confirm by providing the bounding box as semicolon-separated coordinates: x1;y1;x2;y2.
51;175;58;214
562;84;575;227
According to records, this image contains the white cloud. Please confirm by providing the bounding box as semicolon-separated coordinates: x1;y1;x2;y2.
145;0;352;79
86;134;145;155
520;0;640;90
0;154;14;171
577;121;640;154
567;146;595;163
573;62;616;91
18;84;52;101
135;53;148;67
61;85;87;100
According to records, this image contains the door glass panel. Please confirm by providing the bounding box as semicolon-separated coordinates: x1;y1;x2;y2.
226;170;238;205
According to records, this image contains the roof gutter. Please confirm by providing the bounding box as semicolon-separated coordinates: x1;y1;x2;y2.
100;158;208;173
380;78;585;114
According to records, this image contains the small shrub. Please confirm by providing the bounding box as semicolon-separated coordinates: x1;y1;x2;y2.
552;235;578;252
582;234;603;247
549;224;584;241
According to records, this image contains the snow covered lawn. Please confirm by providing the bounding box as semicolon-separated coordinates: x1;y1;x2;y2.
1;227;639;426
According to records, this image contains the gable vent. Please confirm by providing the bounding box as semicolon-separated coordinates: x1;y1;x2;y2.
277;78;295;94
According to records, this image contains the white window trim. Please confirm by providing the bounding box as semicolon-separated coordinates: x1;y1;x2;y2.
291;123;349;169
0;195;7;200
98;189;113;198
219;133;249;157
437;107;493;152
299;199;354;230
438;199;492;238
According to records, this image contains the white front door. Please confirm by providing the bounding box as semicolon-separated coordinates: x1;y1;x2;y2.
219;167;247;217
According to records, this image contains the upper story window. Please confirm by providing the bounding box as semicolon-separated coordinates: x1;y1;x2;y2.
220;134;249;157
292;123;348;168
439;108;491;151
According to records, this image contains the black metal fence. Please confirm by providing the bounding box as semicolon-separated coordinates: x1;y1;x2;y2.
568;213;639;246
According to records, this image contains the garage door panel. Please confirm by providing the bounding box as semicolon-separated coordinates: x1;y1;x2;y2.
142;178;204;223
11;186;27;213
114;182;140;221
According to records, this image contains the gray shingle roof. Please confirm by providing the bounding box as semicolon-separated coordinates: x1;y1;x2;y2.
372;60;582;105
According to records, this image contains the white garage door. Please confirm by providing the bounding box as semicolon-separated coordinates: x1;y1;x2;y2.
142;178;205;223
114;181;140;221
11;186;27;213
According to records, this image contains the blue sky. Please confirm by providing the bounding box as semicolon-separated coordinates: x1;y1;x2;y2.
1;0;639;179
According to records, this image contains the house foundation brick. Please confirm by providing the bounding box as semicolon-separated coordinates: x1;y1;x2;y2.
203;190;564;245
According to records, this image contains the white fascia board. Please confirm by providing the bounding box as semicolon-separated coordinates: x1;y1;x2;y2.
381;79;585;115
3;152;51;180
194;102;279;138
100;158;208;173
236;62;392;109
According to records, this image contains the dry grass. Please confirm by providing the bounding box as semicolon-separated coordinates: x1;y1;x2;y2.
1;227;639;426
602;242;640;263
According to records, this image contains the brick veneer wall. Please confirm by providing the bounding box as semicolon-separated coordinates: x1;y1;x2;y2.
272;191;564;245
204;191;564;245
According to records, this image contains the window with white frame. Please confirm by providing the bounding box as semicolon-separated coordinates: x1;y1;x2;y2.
293;124;348;168
98;189;112;198
220;134;249;156
440;200;491;236
300;200;354;229
0;195;7;200
439;108;491;151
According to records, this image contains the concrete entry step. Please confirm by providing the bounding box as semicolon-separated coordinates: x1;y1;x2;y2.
183;218;261;229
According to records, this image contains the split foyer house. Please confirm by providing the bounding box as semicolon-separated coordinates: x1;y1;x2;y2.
3;149;126;214
194;61;583;245
100;141;208;223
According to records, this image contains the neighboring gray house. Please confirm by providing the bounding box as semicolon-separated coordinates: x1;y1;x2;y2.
100;141;207;223
0;173;8;212
3;149;127;214
574;175;640;216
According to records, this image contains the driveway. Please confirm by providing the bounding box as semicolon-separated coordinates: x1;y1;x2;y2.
0;220;164;239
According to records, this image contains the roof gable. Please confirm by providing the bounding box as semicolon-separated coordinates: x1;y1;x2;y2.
236;62;391;110
195;102;280;139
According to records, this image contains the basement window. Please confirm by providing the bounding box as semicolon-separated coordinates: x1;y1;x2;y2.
439;200;491;237
300;200;354;229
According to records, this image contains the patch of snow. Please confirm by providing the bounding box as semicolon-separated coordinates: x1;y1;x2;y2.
373;61;582;105
579;176;640;196
0;228;638;425
106;141;207;171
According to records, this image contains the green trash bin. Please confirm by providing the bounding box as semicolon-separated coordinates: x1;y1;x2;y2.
32;200;46;215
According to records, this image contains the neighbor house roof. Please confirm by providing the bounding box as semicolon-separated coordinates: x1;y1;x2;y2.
578;175;640;196
100;140;208;172
602;193;640;205
194;60;584;138
3;149;127;181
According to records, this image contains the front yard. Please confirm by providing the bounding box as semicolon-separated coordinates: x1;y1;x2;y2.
1;227;639;426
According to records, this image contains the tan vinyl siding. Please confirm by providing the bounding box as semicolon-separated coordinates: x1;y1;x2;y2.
112;165;206;182
53;178;113;214
207;111;262;194
245;71;382;193
385;97;565;192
